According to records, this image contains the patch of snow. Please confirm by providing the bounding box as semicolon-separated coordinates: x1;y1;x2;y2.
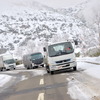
77;57;100;79
16;64;25;69
31;69;47;76
0;74;12;87
67;78;98;100
85;67;100;79
75;48;81;53
21;75;28;81
77;57;100;64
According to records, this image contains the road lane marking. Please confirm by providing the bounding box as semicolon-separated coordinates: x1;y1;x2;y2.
38;93;44;100
40;78;44;85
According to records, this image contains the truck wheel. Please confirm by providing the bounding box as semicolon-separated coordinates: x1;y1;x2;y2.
42;64;44;67
50;71;54;75
0;68;3;71
3;67;6;71
73;66;77;71
27;67;30;69
47;69;50;73
13;68;16;70
32;66;35;69
36;66;38;68
35;66;38;68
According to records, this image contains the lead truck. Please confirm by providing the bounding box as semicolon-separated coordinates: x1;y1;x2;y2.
43;41;77;74
0;54;16;71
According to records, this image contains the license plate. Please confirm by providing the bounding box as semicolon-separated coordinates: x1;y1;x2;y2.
58;66;62;69
63;64;69;67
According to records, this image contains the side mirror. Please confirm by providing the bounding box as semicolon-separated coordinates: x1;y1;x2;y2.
43;47;47;52
74;40;78;45
3;61;6;63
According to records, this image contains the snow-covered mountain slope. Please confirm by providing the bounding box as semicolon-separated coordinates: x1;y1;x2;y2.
0;0;98;58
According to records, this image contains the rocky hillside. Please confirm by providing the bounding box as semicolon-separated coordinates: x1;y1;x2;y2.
0;0;98;57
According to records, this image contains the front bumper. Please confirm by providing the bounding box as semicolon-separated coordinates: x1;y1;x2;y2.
50;61;77;71
6;65;16;69
32;63;44;67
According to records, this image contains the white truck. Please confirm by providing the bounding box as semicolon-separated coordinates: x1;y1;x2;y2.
0;54;16;71
43;41;77;74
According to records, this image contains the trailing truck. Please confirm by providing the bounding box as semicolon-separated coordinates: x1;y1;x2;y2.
23;52;44;69
43;41;77;74
0;54;16;71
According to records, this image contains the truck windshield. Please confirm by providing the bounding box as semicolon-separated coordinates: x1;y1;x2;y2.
4;59;15;64
48;42;74;57
31;53;43;60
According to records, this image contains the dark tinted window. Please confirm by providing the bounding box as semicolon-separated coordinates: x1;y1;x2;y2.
31;53;43;60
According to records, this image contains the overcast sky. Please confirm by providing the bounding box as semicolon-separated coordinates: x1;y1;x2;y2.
35;0;86;8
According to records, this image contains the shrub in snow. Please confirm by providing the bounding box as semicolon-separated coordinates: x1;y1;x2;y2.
85;46;100;57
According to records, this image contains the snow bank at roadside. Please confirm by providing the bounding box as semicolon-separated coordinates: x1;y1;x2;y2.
68;57;100;100
77;56;100;64
67;78;98;100
77;57;100;79
0;74;12;87
16;64;25;69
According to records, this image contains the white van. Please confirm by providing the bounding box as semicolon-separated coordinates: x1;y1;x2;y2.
43;41;77;74
23;52;44;69
0;54;16;71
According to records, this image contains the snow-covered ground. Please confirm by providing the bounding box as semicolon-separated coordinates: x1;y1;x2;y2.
0;74;13;87
0;64;47;86
67;76;98;100
67;57;100;100
77;57;100;79
77;56;100;64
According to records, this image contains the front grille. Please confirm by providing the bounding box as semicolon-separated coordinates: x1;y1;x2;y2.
56;59;71;64
9;65;14;67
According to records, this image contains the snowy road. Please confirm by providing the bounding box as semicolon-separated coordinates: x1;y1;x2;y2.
0;57;100;100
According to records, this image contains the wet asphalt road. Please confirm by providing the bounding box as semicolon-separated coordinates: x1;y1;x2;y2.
0;67;100;100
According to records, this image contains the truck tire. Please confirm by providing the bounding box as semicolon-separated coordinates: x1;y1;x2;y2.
35;66;38;68
27;66;30;69
13;68;16;70
50;71;54;75
41;64;44;67
0;68;3;71
46;65;50;73
73;66;77;71
47;69;50;73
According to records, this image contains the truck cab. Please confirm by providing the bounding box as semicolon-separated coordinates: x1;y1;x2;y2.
43;41;77;74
